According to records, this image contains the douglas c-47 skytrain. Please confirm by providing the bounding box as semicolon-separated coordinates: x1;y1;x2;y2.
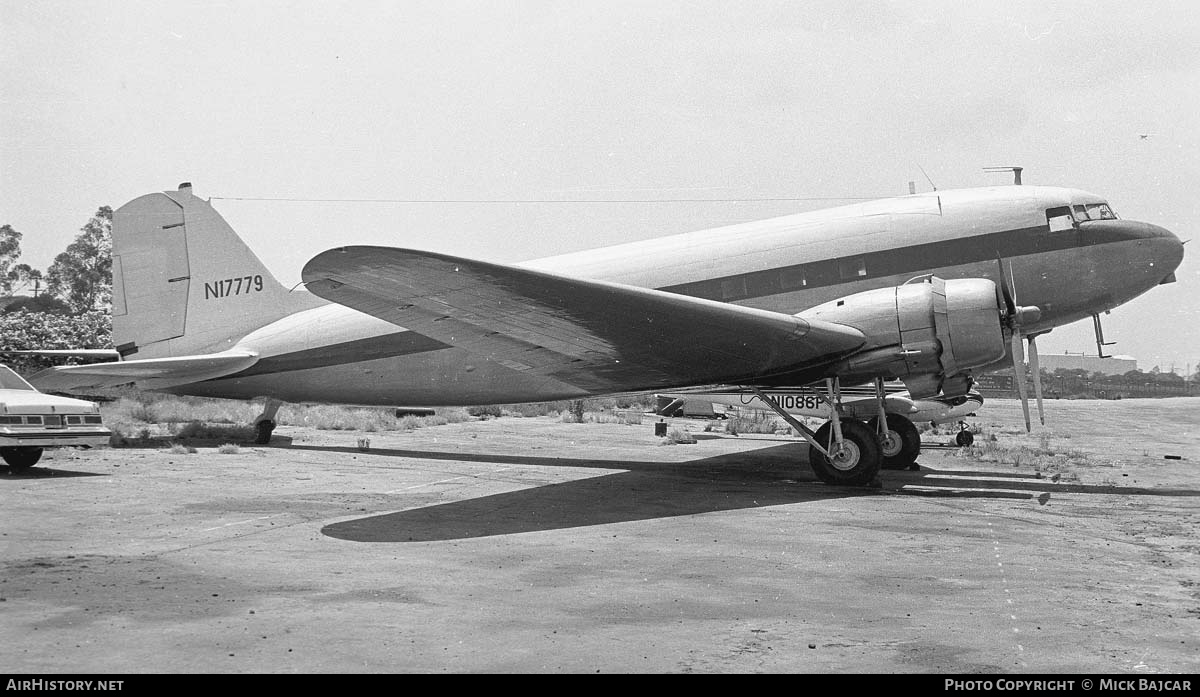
28;181;1183;485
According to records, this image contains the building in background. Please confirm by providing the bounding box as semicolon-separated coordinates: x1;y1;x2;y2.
1036;352;1137;376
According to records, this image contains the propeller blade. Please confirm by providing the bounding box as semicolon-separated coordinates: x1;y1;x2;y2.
996;257;1018;316
1011;330;1030;432
1029;334;1045;426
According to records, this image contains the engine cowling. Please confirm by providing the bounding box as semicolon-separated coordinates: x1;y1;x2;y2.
797;277;1006;398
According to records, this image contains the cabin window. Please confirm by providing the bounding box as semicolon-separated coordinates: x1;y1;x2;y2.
720;276;748;300
780;266;808;290
1073;204;1088;220
1046;206;1075;232
838;256;867;279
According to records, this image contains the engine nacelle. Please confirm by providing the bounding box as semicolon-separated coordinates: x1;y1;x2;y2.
797;277;1006;398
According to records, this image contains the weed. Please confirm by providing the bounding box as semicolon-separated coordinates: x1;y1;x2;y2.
217;443;240;455
162;443;197;455
661;428;697;445
727;411;785;434
467;405;503;419
173;421;256;443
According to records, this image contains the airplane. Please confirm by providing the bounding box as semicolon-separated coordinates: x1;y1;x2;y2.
654;384;984;469
29;181;1183;485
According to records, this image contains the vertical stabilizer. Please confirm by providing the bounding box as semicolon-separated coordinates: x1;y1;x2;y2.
111;183;324;359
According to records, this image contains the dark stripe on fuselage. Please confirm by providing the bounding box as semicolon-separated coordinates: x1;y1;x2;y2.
660;221;1140;302
216;220;1139;379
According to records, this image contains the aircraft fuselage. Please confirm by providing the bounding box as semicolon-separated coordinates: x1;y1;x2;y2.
173;185;1184;406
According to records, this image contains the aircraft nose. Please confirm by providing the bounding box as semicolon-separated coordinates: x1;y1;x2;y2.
1141;222;1185;281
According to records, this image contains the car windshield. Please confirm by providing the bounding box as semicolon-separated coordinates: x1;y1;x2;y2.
0;366;36;391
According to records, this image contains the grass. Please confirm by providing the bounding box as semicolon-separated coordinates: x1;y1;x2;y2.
953;425;1090;482
660;427;697;445
726;410;789;435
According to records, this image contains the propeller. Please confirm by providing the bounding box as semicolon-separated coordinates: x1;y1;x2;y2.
1028;333;1045;426
997;258;1043;431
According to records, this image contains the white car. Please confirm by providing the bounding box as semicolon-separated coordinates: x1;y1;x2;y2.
0;365;111;472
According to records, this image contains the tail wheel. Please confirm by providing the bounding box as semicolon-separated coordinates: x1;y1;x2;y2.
2;447;44;472
254;420;276;445
808;419;881;486
869;414;922;470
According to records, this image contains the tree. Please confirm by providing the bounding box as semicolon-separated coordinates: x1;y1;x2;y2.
0;224;23;295
0;309;111;375
6;263;44;296
46;206;112;313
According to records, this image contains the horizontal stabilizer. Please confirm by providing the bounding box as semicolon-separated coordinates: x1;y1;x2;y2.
3;349;123;359
303;246;865;394
28;350;259;392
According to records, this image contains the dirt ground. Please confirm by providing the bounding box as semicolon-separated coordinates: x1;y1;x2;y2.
1;398;1197;674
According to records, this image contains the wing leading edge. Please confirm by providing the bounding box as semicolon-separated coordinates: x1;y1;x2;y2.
302;246;865;394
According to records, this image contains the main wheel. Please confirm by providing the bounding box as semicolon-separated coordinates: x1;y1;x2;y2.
1;447;44;472
869;413;921;470
808;419;881;486
254;420;276;445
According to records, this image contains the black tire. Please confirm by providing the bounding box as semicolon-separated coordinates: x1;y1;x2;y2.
869;414;921;470
2;447;44;472
254;420;276;445
955;430;974;447
808;419;881;486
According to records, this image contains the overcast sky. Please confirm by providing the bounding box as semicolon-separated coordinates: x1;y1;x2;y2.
3;1;1198;372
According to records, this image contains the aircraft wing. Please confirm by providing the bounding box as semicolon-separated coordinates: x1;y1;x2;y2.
302;246;865;394
28;351;259;392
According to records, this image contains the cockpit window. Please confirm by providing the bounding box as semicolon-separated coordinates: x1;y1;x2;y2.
1085;202;1117;220
1046;206;1075;232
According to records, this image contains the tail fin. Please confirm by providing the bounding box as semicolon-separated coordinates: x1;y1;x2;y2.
111;183;324;359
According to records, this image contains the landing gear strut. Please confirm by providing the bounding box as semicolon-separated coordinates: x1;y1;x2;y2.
254;399;282;445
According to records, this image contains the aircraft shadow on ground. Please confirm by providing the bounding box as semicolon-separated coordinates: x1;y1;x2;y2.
282;443;1200;543
0;466;106;480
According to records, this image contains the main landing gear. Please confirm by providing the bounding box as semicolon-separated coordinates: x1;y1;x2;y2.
750;378;925;485
806;419;881;485
751;379;884;486
867;377;921;471
869;413;922;471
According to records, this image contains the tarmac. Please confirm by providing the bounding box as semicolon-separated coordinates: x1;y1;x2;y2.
2;398;1197;673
